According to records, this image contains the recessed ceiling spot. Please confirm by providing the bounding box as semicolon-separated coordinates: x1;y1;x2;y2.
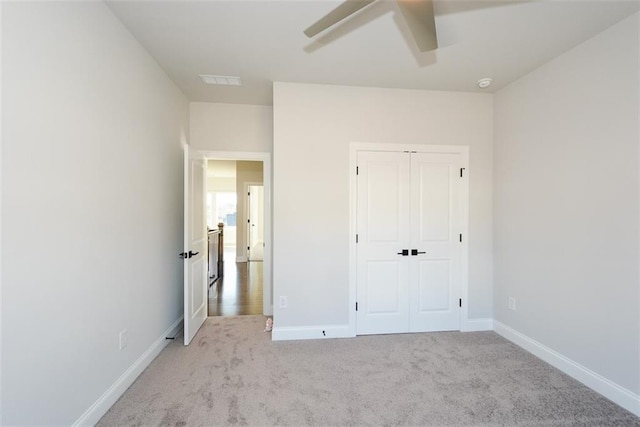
477;78;493;89
199;74;242;86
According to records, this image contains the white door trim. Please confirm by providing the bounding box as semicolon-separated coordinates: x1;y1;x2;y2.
199;151;273;316
349;142;470;336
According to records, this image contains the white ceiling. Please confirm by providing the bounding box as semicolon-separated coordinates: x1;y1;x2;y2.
107;0;640;106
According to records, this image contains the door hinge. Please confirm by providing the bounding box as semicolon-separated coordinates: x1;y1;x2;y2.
356;302;358;311
356;166;359;175
356;234;359;243
248;219;251;223
247;246;250;251
248;192;250;196
460;167;465;177
459;233;462;242
459;298;462;308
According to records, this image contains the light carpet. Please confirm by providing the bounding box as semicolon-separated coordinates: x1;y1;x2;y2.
98;315;640;426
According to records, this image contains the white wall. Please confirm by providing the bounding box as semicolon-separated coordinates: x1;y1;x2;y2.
494;13;639;395
190;102;273;152
1;2;188;425
190;106;273;314
207;177;236;193
273;83;493;330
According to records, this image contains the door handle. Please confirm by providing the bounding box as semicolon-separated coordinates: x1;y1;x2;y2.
180;251;200;259
411;249;426;256
397;249;409;256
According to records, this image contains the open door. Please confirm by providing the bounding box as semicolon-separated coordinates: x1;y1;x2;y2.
183;144;207;345
247;185;264;261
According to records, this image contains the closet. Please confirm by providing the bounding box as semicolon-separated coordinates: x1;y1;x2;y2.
356;149;467;335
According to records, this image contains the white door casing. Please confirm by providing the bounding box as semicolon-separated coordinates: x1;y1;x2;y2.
183;145;207;345
355;146;468;335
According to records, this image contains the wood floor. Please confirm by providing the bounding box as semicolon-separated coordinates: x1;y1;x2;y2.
208;247;263;316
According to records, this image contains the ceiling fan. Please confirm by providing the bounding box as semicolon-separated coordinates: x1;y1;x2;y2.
304;0;438;52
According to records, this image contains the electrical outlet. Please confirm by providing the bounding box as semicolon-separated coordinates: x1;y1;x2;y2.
279;296;288;309
119;329;128;350
508;297;516;311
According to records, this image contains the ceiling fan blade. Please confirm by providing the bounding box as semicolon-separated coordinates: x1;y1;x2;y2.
304;0;376;38
396;0;438;52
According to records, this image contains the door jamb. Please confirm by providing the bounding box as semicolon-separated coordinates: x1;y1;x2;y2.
349;142;470;336
200;151;273;316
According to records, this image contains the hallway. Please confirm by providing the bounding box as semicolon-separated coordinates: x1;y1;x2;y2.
208;247;263;316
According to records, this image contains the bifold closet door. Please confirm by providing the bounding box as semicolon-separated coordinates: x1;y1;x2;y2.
356;150;463;335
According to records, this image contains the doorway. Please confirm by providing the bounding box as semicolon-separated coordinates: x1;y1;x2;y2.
203;154;272;317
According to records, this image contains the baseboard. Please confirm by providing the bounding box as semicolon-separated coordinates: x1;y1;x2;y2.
493;321;640;417
461;317;493;332
73;316;184;426
272;324;353;341
272;318;493;340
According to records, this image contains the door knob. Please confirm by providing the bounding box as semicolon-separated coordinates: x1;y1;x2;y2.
188;251;199;258
411;249;426;256
397;249;409;256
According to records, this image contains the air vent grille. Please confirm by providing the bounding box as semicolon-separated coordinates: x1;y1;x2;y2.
199;74;242;86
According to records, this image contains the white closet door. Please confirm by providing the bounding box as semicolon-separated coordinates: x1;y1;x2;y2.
356;151;411;335
409;153;462;332
356;150;464;335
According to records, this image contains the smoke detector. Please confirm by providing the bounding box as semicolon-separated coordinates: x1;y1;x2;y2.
477;78;493;89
